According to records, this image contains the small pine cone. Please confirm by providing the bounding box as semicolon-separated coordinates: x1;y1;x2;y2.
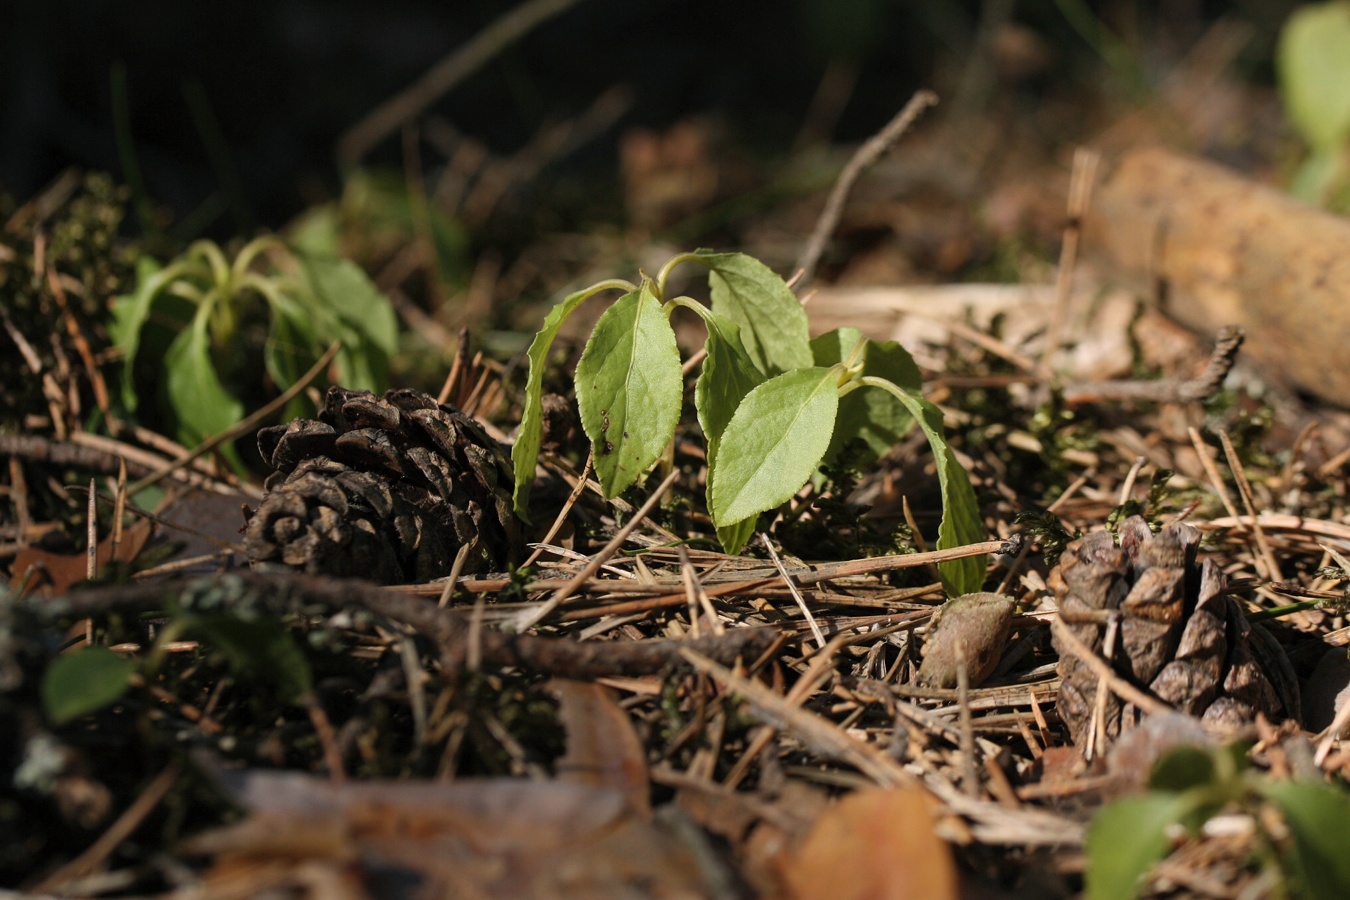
244;387;520;584
1050;517;1298;748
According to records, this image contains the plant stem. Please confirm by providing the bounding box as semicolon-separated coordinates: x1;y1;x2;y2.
655;252;710;297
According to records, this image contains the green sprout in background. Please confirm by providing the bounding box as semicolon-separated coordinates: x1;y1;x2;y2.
1277;1;1350;208
109;227;397;469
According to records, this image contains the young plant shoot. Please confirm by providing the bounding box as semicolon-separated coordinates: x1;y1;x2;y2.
511;250;985;594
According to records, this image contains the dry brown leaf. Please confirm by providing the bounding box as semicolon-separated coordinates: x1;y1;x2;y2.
780;786;958;900
11;519;151;595
188;769;710;899
548;678;650;815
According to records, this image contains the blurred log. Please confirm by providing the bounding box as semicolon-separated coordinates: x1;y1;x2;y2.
1083;147;1350;406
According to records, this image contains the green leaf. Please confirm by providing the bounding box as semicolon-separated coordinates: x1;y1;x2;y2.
287;204;343;258
716;516;759;556
697;251;813;376
1147;745;1218;793
109;256;168;411
262;293;322;420
695;311;766;460
811;328;921;467
185;615;312;704
512;281;628;518
1086;792;1189;900
575;285;683;497
297;251;398;392
1277;1;1350;152
164;309;245;450
42;648;136;725
881;386;986;594
708;367;838;528
1262;781;1350;899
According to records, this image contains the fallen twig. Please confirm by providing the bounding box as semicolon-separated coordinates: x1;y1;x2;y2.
35;570;778;680
1061;325;1244;405
795;90;938;288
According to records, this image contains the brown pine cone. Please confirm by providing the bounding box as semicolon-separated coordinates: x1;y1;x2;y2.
1050;517;1298;748
243;387;520;584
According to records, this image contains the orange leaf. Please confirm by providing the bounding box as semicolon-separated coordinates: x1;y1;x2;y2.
782;786;958;900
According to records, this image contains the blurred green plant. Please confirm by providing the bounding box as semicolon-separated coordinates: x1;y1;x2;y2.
41;595;313;727
1277;1;1350;207
511;249;986;594
110;234;397;466
1086;742;1350;900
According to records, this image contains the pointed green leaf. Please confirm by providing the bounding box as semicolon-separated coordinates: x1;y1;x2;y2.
42;648;136;725
697;251;812;376
1277;1;1350;152
512;281;628;518
812;328;921;466
882;386;986;594
262;293;322;420
716;516;759;556
296;252;397;392
1085;792;1189;900
185;615;312;704
1147;745;1219;793
694;310;768;555
109;256;168;411
1262;781;1350;899
575;285;682;497
708;367;838;527
695;311;765;459
164;311;245;449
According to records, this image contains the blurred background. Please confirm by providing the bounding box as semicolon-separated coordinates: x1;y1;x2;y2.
0;1;1306;225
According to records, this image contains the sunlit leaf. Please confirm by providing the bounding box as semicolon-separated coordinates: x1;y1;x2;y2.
512;281;627;517
695;311;765;460
811;328;921;467
715;516;759;556
708;366;838;527
574;284;682;497
1262;780;1350;899
882;386;985;594
297;252;397;392
1085;792;1189;900
697;251;812;376
42;648;136;725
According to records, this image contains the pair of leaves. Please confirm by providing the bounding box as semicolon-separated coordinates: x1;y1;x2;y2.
510;251;985;594
1086;744;1350;900
513;252;813;515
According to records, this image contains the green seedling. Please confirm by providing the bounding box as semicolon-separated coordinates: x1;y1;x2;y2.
511;250;985;594
110;235;397;467
1087;742;1350;900
1278;1;1350;207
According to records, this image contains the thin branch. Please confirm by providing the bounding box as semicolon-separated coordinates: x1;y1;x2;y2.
1061;325;1244;405
337;0;591;165
795;90;939;288
32;570;780;680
